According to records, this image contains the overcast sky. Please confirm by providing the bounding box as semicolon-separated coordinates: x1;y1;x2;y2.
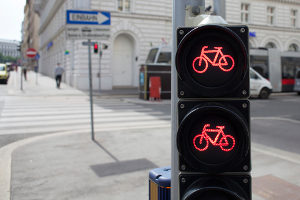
0;0;26;41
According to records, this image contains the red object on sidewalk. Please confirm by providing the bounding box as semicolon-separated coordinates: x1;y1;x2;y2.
149;77;161;101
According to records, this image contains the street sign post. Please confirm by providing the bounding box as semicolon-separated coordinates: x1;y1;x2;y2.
35;53;40;85
66;10;111;141
65;26;110;40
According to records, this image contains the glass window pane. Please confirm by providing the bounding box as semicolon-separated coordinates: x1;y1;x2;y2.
157;52;171;64
118;0;123;11
146;48;159;63
124;0;130;11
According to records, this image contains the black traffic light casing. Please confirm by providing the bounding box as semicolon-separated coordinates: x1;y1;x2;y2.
17;45;21;52
179;174;251;200
176;25;249;98
177;100;250;173
94;43;98;53
175;24;251;200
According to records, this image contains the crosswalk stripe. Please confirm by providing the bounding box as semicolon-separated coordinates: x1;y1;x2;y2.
1;108;156;117
0;96;170;135
0;111;166;122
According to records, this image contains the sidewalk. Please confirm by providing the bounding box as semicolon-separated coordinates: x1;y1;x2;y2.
1;71;300;200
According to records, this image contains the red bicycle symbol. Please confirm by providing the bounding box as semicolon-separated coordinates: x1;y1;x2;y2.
192;46;235;74
193;124;236;152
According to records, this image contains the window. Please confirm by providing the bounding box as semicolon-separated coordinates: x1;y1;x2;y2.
157;52;171;64
250;69;259;79
291;9;297;27
288;43;299;52
118;0;131;12
241;3;250;23
146;48;158;63
267;6;275;25
296;71;300;79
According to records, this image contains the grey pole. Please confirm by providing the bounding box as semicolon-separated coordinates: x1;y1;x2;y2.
88;39;95;140
36;59;38;85
98;44;102;92
171;1;185;200
171;0;205;199
213;0;226;19
20;66;23;90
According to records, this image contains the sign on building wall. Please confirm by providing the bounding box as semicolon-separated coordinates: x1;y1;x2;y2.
65;10;111;40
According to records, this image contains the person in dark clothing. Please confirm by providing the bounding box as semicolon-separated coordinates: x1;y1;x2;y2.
54;63;64;88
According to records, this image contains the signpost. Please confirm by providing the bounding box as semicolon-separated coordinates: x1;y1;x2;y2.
66;10;111;140
26;48;37;58
35;53;40;85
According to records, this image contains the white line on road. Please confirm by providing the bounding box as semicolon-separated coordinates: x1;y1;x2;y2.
251;116;300;124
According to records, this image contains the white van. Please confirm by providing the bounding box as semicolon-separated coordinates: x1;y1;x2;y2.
145;45;171;64
250;67;272;99
294;68;300;95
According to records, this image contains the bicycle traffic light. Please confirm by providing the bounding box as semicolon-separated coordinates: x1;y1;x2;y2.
94;43;98;53
175;25;251;200
176;25;249;98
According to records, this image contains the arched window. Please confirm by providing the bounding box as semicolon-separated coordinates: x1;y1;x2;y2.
288;43;299;52
265;42;276;49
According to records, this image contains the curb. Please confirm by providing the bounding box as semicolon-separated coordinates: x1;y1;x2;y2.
0;129;88;200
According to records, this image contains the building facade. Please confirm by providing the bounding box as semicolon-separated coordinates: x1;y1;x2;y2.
223;0;300;51
0;39;20;58
35;0;172;90
34;0;300;91
22;0;40;69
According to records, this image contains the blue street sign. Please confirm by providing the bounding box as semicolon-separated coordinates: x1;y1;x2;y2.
66;10;111;25
249;32;256;37
35;53;40;60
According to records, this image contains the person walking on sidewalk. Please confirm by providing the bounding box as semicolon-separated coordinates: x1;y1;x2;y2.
54;63;64;88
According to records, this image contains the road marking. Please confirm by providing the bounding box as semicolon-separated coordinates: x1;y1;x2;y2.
252;142;300;165
251;116;300;124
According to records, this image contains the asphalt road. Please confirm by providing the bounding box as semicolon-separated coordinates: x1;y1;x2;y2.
250;94;300;154
130;93;300;154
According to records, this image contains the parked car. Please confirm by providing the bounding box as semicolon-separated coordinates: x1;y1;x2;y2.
250;67;272;99
294;68;300;95
0;63;9;84
145;45;171;64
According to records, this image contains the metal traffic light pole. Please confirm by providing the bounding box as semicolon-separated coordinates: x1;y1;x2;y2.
88;39;95;141
171;1;205;199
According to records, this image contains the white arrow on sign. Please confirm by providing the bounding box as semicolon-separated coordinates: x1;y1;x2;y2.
97;13;109;25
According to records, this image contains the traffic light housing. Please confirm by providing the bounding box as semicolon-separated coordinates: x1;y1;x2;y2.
175;25;251;200
17;45;21;52
179;174;251;200
177;100;250;173
94;43;98;53
176;25;249;98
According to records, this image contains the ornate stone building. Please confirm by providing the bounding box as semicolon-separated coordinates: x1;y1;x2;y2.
34;0;300;91
34;0;172;90
22;0;40;69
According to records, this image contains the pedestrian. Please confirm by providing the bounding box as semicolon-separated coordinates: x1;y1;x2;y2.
23;67;27;81
54;63;64;88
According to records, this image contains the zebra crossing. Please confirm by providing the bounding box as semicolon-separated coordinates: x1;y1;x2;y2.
0;95;171;136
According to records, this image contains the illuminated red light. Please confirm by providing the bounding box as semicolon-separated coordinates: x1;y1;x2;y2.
192;46;235;73
193;124;236;152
